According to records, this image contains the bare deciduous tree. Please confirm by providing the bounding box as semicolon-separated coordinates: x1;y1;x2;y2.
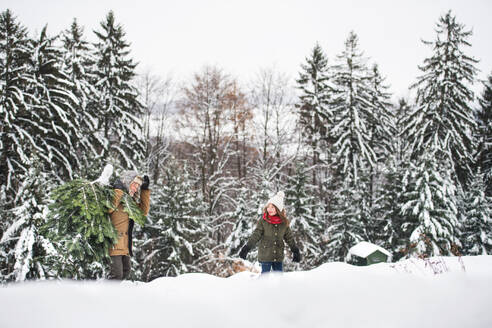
135;69;176;180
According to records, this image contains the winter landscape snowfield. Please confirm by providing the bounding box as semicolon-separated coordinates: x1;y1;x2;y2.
1;256;491;328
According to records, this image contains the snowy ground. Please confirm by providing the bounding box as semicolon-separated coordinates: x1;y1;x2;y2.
1;256;491;328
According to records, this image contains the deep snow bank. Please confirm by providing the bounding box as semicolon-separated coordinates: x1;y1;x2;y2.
1;256;491;328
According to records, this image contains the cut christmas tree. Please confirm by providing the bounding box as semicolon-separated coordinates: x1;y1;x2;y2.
42;165;146;278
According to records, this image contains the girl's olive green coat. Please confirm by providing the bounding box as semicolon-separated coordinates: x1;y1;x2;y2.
246;218;296;262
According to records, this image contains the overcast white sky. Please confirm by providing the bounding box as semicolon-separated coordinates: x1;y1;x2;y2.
4;0;492;99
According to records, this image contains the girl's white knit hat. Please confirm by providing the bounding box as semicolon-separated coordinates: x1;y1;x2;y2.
267;191;285;212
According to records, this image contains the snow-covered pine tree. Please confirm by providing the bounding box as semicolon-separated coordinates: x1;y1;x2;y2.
135;161;207;280
225;186;256;257
199;160;240;277
394;98;412;163
326;31;376;258
374;155;408;260
404;11;479;186
23;25;83;181
0;185;6;246
0;162;57;282
284;162;326;269
476;72;492;196
365;64;394;242
460;169;492;255
0;12;88;281
366;64;393;185
400;151;460;258
60;18;103;178
374;99;412;260
93;11;145;168
325;177;366;262
0;9;33;205
330;31;377;186
296;43;334;187
1;16;86;282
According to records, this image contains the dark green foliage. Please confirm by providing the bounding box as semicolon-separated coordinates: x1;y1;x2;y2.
45;179;147;263
44;178;146;278
43;179;117;278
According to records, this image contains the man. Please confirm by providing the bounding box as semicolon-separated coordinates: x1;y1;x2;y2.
108;170;151;280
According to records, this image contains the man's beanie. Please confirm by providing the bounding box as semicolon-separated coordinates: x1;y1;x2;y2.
121;170;142;189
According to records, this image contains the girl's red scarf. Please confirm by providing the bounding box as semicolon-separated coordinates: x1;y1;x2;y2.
263;212;282;224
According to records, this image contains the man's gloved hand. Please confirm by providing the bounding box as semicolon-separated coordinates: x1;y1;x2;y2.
292;246;301;263
141;175;150;190
239;245;250;260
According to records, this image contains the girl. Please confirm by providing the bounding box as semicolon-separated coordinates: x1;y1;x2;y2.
239;191;301;273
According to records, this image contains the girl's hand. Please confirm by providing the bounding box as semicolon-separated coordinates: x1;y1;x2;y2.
292;247;301;262
239;245;250;259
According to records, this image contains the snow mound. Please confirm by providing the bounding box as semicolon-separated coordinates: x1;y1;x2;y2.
1;256;491;328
